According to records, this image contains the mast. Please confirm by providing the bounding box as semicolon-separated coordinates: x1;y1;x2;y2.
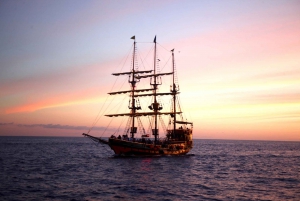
130;36;137;138
153;36;158;143
171;49;177;137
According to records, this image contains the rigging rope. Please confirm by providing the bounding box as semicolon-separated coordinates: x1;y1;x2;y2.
147;116;154;136
137;117;146;136
100;116;115;137
138;45;154;71
115;115;127;136
100;93;128;137
123;117;132;136
157;43;171;52
159;115;167;135
87;44;134;134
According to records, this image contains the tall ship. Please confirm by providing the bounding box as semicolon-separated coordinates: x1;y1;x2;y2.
83;36;193;155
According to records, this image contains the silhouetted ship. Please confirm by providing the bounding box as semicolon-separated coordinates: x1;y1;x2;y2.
83;36;193;156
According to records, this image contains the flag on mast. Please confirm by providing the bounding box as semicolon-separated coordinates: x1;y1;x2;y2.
153;35;156;43
131;36;135;40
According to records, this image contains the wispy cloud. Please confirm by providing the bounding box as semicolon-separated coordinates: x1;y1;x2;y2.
18;123;86;130
0;122;106;131
0;122;14;125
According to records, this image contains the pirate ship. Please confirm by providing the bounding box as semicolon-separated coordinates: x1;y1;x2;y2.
83;36;193;155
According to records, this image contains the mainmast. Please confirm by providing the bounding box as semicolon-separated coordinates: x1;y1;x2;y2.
153;36;159;143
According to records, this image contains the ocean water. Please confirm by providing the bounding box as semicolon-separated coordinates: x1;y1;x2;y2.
0;137;299;201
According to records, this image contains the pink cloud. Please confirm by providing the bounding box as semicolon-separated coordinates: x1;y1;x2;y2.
4;86;101;114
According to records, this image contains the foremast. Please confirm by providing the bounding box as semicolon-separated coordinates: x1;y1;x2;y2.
108;36;152;139
129;36;137;138
152;36;159;143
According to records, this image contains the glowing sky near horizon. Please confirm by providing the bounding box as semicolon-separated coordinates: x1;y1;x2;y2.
0;0;300;140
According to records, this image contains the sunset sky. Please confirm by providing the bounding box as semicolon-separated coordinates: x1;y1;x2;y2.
0;0;299;141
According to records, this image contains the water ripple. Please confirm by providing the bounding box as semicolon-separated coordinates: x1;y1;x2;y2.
0;137;299;200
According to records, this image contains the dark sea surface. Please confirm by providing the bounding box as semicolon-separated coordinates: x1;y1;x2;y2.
0;137;299;201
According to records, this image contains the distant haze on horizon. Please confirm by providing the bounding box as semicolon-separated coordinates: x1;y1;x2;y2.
0;0;299;141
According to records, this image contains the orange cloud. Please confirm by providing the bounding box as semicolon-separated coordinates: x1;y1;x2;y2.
4;87;105;114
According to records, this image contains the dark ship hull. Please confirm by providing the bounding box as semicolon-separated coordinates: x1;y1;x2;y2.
109;139;192;156
83;133;193;156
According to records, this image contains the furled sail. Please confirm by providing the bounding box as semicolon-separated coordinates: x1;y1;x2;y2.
133;92;178;97
112;70;152;76
175;121;193;125
108;88;153;95
105;111;182;117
